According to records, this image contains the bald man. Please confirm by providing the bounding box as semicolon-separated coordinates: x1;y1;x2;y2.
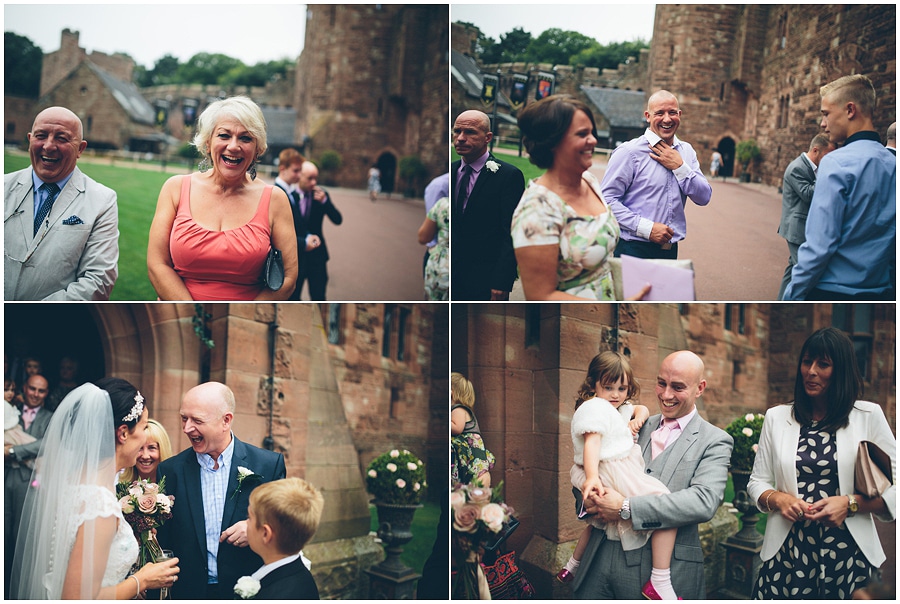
5;106;119;300
451;109;524;300
156;382;286;599
601;91;712;260
572;351;733;600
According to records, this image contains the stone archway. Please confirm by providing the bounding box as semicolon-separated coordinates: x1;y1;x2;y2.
717;137;736;178
376;151;397;195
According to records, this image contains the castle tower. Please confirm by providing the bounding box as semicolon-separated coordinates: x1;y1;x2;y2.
295;5;448;193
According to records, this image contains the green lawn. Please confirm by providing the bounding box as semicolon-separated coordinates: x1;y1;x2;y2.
5;152;176;300
369;500;441;577
491;152;546;183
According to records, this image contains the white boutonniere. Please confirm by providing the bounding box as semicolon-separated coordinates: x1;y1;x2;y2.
234;576;261;599
231;466;262;500
485;160;500;173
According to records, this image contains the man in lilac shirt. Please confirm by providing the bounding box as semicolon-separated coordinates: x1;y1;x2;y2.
601;91;712;260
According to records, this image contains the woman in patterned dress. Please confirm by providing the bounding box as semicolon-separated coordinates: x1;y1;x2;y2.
748;328;896;599
511;95;648;300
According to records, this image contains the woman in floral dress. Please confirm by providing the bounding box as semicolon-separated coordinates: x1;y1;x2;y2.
748;328;895;599
417;196;448;300
512;95;643;300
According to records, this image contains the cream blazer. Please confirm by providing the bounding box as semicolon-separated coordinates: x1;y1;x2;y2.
748;401;896;566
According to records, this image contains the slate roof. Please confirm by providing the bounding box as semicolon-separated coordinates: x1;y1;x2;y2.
580;86;648;129
451;49;509;107
86;62;155;126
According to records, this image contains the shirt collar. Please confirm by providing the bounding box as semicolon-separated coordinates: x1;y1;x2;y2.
643;128;681;148
195;432;235;471
842;130;882;146
461;150;490;172
32;170;74;194
671;407;698;431
274;176;297;193
801;152;818;173
251;552;301;581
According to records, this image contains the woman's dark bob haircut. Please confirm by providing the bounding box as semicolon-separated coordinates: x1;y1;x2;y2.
792;327;862;433
517;95;598;169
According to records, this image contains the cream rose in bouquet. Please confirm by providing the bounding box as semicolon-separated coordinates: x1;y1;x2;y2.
116;477;175;567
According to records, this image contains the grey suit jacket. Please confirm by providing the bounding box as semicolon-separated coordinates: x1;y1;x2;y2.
572;411;733;600
777;153;817;245
4;166;118;300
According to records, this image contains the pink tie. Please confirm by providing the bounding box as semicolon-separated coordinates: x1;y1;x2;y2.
651;418;677;460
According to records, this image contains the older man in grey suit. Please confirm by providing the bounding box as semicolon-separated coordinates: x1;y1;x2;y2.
572;351;733;600
776;133;835;300
5;106;118;300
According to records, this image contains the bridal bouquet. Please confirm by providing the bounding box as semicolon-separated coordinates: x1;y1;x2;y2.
117;478;175;567
451;482;517;599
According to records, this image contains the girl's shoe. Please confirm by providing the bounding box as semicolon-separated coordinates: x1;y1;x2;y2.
556;568;574;583
641;579;682;600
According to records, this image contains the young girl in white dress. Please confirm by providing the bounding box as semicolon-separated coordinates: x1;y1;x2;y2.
558;351;680;600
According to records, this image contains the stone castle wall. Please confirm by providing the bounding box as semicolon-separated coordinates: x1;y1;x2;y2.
297;5;448;191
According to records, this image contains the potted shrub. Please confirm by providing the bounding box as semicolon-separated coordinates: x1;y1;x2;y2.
736;139;761;182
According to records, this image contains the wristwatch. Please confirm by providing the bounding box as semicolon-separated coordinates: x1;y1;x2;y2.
619;498;632;520
846;493;859;517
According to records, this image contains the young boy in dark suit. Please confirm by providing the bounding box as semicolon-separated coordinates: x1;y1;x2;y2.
244;478;324;599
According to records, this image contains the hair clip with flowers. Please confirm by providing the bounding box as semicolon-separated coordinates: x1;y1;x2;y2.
122;391;145;423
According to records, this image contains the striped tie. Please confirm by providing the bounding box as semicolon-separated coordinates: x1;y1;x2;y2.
34;182;61;235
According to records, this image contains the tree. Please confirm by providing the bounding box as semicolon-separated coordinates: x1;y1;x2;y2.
220;59;293;87
525;28;597;66
5;32;42;96
496;27;532;63
176;53;244;86
571;39;649;70
135;54;181;87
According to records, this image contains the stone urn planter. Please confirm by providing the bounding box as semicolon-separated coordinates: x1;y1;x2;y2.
372;501;422;579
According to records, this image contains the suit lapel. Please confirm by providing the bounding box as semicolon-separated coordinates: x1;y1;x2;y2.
643;414;700;484
7;171;35;246
221;438;244;531
183;453;208;555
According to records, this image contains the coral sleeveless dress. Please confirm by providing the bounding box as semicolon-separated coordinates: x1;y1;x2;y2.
169;175;273;301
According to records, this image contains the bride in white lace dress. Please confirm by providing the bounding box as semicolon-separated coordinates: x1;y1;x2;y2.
10;378;180;599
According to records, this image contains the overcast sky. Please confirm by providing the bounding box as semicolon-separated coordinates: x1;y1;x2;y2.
4;4;309;67
452;4;656;45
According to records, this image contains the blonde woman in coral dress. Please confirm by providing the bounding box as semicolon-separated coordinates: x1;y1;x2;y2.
147;96;297;301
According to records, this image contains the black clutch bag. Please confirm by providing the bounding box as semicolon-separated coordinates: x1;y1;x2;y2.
262;247;284;290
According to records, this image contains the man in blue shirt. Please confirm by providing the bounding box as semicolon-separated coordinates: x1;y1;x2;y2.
783;74;896;301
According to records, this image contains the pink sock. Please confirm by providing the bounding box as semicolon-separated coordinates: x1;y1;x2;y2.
650;568;678;600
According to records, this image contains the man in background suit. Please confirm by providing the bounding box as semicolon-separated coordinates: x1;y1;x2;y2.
572;351;733;600
274;148;320;301
157;382;286;600
4;106;118;300
776;133;835;300
451;110;524;300
4;374;53;597
295;161;342;300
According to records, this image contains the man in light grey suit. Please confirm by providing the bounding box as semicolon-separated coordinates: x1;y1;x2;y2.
5;106;118;300
572;351;733;600
776;133;835;300
4;374;54;597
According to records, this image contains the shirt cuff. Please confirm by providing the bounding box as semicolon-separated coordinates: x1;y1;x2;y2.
672;162;692;182
636;218;655;240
